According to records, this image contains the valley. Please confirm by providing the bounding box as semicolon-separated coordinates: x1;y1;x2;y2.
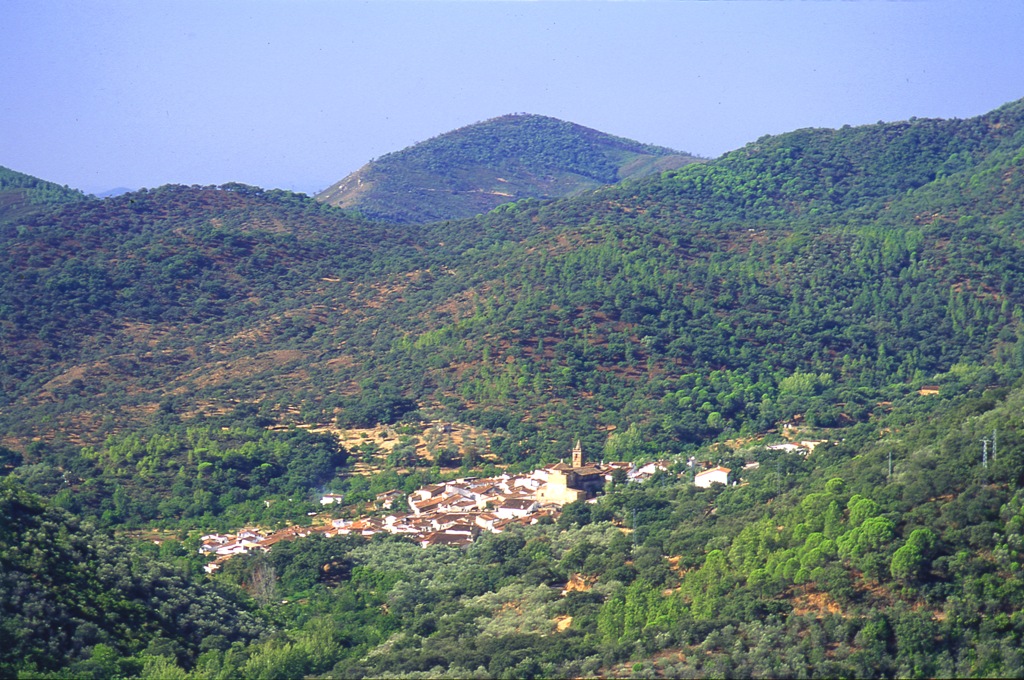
4;100;1024;678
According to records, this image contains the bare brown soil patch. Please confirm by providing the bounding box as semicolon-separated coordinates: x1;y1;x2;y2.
119;321;170;347
323;355;355;369
318;424;404;453
563;573;596;595
177;400;236;420
790;588;844;617
178;349;306;390
39;365;90;394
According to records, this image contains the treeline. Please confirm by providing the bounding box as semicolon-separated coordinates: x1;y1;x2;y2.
0;165;89;224
5;425;347;530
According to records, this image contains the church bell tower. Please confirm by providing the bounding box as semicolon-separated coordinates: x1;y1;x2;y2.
572;440;583;468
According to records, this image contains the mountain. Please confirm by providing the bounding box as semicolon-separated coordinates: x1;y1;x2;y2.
0;165;91;224
5;99;1024;678
94;187;135;198
3;101;1024;459
0;182;420;448
315;113;702;223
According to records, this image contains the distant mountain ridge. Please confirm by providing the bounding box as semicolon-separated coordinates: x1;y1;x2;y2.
94;187;135;198
315;113;702;223
3;99;1024;451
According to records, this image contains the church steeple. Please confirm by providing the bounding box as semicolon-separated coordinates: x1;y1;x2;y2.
572;440;583;468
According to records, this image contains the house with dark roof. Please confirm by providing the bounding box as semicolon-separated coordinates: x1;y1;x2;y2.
496;498;540;519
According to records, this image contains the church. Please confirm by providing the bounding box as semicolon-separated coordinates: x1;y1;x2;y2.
536;441;608;506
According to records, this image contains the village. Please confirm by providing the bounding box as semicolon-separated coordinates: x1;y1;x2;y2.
199;441;671;572
197;436;825;573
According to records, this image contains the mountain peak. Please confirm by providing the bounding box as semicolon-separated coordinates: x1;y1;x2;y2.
315;114;701;223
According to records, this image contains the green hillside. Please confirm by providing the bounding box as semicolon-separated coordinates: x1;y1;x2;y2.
315;114;702;223
3;101;1024;461
5;363;1024;677
0;165;91;224
0;182;428;449
4;98;1024;678
215;380;1024;678
0;480;266;676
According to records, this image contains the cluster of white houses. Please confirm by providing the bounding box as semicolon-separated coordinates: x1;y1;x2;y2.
199;442;753;571
331;442;672;549
199;525;320;570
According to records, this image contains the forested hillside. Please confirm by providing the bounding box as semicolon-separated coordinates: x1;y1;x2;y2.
3;101;1024;460
0;165;91;224
5;364;1024;677
3;98;1024;678
0;481;266;677
315;114;701;223
0;183;417;447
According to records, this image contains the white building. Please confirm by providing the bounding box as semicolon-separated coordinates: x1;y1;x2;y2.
495;498;539;519
766;443;805;454
694;466;731;488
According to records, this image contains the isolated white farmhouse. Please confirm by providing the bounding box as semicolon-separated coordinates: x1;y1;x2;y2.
694;466;731;488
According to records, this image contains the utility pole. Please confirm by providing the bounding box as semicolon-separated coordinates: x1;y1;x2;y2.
981;438;990;469
993;428;998;461
888;451;893;480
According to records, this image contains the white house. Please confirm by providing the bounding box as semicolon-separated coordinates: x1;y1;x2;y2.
766;443;805;454
215;541;251;556
495;498;539;519
320;493;345;506
629;461;669;482
694;466;731;488
375;490;404;509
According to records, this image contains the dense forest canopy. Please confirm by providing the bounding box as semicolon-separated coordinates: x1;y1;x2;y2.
2;98;1024;678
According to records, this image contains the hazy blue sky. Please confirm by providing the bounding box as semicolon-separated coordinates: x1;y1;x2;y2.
3;1;1024;195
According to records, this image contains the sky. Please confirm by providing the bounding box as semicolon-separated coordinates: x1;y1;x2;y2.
3;0;1024;196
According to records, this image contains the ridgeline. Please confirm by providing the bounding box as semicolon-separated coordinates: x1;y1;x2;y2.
3;98;1024;677
315;113;701;223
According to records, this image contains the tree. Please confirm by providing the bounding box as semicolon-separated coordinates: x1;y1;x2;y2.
683;550;733;620
0;446;20;473
890;542;925;583
604;423;647;461
557;500;592;529
890;528;936;583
